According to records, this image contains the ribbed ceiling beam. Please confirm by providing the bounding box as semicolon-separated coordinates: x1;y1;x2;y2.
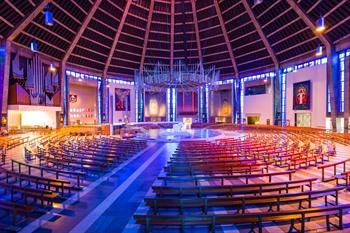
242;0;279;69
103;0;133;77
214;0;239;77
139;0;155;72
62;0;102;64
190;0;203;65
6;0;53;41
170;0;175;73
4;0;24;17
52;1;81;24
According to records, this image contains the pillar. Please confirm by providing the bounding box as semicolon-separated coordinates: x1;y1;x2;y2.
60;62;69;126
232;80;240;124
273;68;281;126
97;78;107;124
327;47;339;132
0;40;11;129
344;55;350;131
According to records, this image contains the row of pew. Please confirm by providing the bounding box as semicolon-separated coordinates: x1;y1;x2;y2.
135;134;350;232
0;133;148;230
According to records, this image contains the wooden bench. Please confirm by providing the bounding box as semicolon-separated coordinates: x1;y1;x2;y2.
42;155;109;173
0;200;34;225
0;167;73;195
158;170;296;186
11;159;85;188
335;170;350;186
50;149;115;166
134;204;350;233
145;186;343;214
170;154;256;162
318;158;350;181
0;182;59;206
152;178;317;197
166;159;269;170
165;162;270;176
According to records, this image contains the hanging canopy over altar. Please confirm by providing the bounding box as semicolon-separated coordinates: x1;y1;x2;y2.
134;61;220;123
135;61;220;91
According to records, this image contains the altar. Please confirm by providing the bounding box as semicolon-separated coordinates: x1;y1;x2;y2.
182;117;192;129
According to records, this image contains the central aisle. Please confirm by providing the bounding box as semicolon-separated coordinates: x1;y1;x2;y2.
21;142;177;233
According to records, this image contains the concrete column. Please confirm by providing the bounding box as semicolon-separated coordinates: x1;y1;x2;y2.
98;78;107;124
60;62;69;126
0;40;11;128
231;81;235;124
327;47;339;132
344;56;350;131
273;68;281;126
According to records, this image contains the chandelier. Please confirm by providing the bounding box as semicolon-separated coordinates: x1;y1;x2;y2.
135;61;220;91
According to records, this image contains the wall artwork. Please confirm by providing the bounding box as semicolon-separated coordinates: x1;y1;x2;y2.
115;88;130;111
293;80;311;110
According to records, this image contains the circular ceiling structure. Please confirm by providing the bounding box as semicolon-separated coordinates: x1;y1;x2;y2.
1;0;349;79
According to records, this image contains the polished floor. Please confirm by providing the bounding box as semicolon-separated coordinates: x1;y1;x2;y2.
5;132;350;233
135;128;222;142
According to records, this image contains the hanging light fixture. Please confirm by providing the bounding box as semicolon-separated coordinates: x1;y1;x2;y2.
315;17;325;33
49;63;56;72
44;4;54;26
30;41;38;52
254;0;263;5
315;45;323;56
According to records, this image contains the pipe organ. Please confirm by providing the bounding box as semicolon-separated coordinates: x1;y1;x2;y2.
10;53;60;106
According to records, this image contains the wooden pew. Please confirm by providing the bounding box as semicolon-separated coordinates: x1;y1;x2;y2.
0;200;34;225
152;178;317;197
134;204;350;233
0;182;58;206
335;170;350;186
11;160;85;188
0;167;73;195
286;153;327;170
164;162;272;176
317;158;350;181
145;187;343;214
158;170;296;186
166;159;268;169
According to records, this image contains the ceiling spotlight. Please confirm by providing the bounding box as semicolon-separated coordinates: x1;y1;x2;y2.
49;63;56;72
30;41;38;52
254;0;263;5
316;46;323;57
315;17;325;33
44;4;54;26
263;78;268;83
